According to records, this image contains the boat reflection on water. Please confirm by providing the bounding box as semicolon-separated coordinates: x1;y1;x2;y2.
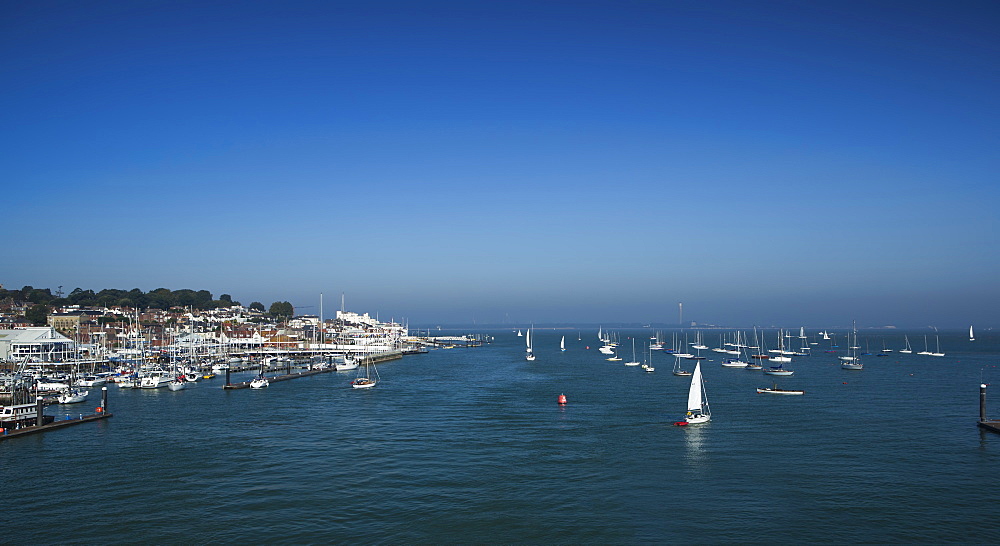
682;424;707;468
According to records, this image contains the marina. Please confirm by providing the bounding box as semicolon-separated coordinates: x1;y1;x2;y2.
2;328;998;543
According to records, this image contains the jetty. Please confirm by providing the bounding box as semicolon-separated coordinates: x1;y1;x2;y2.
223;350;403;389
0;387;112;442
979;383;1000;434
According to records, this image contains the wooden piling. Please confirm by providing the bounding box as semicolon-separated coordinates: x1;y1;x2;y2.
978;383;1000;434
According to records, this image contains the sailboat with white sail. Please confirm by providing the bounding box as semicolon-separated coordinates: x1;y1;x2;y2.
676;362;710;425
970;326;975;342
525;328;536;361
560;336;566;352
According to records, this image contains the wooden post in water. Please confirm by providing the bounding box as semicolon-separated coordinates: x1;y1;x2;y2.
35;397;43;427
101;386;108;411
981;383;988;423
225;367;231;386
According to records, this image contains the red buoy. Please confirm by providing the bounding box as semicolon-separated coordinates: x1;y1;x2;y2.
673;421;688;426
557;393;567;405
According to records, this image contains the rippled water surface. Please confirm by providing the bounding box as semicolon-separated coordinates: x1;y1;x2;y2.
3;329;999;543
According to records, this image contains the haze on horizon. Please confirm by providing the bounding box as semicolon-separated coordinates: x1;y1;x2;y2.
2;1;997;329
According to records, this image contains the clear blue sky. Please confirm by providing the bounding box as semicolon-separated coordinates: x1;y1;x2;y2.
2;0;998;328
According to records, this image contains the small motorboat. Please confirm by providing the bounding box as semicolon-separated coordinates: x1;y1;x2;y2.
756;384;804;395
57;388;89;404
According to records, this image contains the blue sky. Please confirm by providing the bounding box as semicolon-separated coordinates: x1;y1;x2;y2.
2;0;998;327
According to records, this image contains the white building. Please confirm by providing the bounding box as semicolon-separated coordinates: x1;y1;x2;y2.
0;327;75;362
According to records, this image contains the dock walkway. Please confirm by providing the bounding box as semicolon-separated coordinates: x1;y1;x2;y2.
223;350;403;389
0;412;112;442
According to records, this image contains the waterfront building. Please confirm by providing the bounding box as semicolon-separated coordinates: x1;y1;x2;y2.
0;327;74;362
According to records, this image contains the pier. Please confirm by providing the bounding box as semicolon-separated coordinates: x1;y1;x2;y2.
223;350;403;389
0;411;113;441
979;383;1000;434
0;387;112;442
422;335;489;348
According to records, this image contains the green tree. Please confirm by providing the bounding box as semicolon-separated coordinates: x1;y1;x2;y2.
249;301;265;312
194;290;213;309
27;288;53;304
25;304;50;326
268;301;294;319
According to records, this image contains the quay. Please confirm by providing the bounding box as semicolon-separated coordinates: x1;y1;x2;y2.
422;335;490;348
0;387;112;442
224;368;327;389
979;383;1000;434
223;350;403;389
0;411;113;441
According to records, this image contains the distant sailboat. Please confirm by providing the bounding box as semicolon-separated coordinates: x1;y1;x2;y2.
917;335;932;355
624;338;641;366
525;328;536;361
970;325;975;342
560;336;566;352
672;354;691;376
900;335;913;354
842;330;863;370
931;335;945;357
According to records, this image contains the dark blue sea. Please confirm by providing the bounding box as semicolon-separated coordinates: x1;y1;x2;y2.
2;328;999;543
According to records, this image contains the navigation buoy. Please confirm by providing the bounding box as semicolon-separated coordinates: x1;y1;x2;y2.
586;346;590;350
557;393;567;405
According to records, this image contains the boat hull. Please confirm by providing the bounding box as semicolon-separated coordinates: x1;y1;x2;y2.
756;388;804;395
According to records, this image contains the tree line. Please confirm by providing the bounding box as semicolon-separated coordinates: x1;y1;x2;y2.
1;286;296;325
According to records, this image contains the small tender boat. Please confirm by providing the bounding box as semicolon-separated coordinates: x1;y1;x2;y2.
756;384;804;395
57;388;89;404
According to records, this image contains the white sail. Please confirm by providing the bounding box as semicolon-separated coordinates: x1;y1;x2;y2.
970;325;975;341
560;336;565;351
687;362;704;412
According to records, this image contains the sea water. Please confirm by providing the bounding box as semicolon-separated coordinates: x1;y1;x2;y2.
2;329;998;543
